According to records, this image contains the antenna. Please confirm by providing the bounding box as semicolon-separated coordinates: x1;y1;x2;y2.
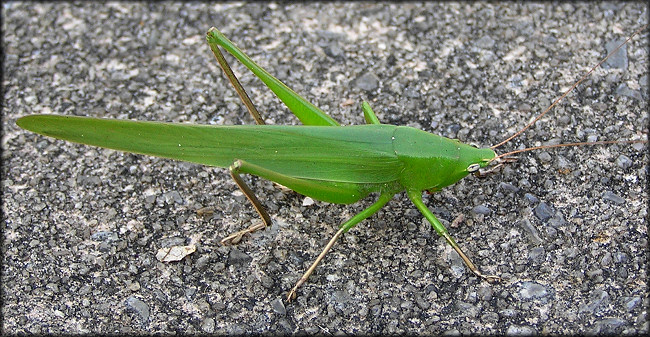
491;140;647;163
491;24;648;150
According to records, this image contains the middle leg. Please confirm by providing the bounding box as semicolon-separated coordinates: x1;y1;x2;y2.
286;192;394;301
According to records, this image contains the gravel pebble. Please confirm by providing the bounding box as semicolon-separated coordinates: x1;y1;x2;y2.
506;325;537;336
604;39;628;69
227;248;252;265
471;205;491;215
352;72;380;91
533;202;555;222
518;282;551;301
125;297;150;323
271;298;286;315
602;191;625;204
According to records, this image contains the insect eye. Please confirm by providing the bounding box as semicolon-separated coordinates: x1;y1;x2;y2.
467;163;481;172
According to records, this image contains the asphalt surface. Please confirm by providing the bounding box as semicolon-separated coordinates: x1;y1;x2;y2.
2;2;648;334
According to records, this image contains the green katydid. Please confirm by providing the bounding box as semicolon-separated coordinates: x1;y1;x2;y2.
16;26;647;301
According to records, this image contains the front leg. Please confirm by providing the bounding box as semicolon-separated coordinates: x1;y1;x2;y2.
406;189;501;282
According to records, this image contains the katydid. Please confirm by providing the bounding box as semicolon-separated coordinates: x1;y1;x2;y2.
16;26;647;301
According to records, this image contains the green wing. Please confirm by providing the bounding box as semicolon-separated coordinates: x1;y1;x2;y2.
17;115;402;184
